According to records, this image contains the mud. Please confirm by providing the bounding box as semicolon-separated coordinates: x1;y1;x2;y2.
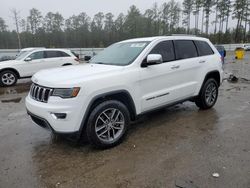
0;54;250;188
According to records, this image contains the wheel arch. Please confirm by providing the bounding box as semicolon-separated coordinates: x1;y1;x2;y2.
203;70;221;86
197;70;221;95
79;90;137;136
0;68;20;78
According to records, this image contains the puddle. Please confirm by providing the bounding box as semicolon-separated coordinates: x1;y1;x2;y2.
8;110;27;118
0;83;31;96
1;97;22;103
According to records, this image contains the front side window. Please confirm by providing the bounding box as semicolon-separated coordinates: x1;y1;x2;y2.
195;41;214;56
174;40;198;60
90;41;150;66
28;51;44;60
149;41;175;62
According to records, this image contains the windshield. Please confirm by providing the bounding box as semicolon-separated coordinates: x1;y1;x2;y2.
16;51;32;60
90;41;149;66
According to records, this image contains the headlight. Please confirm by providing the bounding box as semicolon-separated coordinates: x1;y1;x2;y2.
52;87;80;98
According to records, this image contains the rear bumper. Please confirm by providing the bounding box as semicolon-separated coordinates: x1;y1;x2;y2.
220;69;224;85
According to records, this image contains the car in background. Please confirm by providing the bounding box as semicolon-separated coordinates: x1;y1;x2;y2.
0;56;15;62
16;47;46;58
0;49;79;87
243;44;250;51
214;45;226;64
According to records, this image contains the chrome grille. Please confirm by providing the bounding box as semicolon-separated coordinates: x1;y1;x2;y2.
30;84;53;103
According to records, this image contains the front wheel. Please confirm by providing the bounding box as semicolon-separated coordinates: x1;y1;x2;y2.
195;78;219;110
0;70;18;87
86;100;130;149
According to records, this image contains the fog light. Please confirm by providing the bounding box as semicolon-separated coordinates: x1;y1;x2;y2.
51;113;67;119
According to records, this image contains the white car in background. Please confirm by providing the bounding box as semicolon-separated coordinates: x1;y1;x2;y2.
16;47;46;58
243;44;250;51
0;49;79;86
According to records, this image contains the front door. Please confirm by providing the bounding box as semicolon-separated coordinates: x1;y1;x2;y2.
20;51;46;77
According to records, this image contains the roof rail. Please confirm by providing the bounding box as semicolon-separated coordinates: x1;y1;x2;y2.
171;34;197;37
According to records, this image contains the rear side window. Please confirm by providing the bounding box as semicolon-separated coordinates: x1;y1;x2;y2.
60;51;70;57
150;40;175;62
45;51;70;58
195;41;214;56
174;40;198;60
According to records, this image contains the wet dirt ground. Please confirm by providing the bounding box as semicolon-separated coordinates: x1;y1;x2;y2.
0;53;250;188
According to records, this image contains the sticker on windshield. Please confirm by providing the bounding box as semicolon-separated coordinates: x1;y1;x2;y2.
130;43;147;48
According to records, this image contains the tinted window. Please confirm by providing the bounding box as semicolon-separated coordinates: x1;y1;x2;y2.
150;41;175;62
174;40;198;59
60;51;70;57
29;51;44;60
195;41;214;56
45;51;69;58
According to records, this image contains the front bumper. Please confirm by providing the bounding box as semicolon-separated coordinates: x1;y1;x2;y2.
27;110;55;132
25;94;86;133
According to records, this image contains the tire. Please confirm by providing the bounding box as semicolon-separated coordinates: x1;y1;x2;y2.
86;100;130;149
195;78;219;110
0;70;18;87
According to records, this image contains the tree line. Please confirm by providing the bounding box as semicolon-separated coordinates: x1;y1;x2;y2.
0;0;250;49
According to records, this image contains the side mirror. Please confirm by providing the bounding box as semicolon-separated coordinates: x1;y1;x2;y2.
143;54;163;67
24;57;32;62
84;56;91;61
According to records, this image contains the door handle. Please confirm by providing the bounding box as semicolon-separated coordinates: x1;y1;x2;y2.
199;60;206;64
171;65;180;69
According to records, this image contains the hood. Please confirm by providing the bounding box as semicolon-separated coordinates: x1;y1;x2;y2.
32;63;124;87
0;60;20;67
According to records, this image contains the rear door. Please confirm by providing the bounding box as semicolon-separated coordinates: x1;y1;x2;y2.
171;40;203;99
193;40;216;91
44;51;70;69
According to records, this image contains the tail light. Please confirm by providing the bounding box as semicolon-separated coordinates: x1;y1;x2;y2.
74;58;79;62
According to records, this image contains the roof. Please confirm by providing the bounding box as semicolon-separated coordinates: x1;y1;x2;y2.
20;47;45;52
120;35;209;43
32;48;71;52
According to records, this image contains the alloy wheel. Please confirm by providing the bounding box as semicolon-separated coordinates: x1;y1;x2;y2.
95;108;125;143
1;73;16;86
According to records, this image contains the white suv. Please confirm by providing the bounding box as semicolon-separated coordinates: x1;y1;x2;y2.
0;49;79;86
25;36;223;148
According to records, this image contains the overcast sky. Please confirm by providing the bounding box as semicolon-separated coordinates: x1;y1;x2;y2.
1;0;175;28
1;0;236;32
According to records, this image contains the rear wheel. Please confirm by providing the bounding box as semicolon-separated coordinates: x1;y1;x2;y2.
0;70;18;87
86;100;130;149
195;78;218;110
